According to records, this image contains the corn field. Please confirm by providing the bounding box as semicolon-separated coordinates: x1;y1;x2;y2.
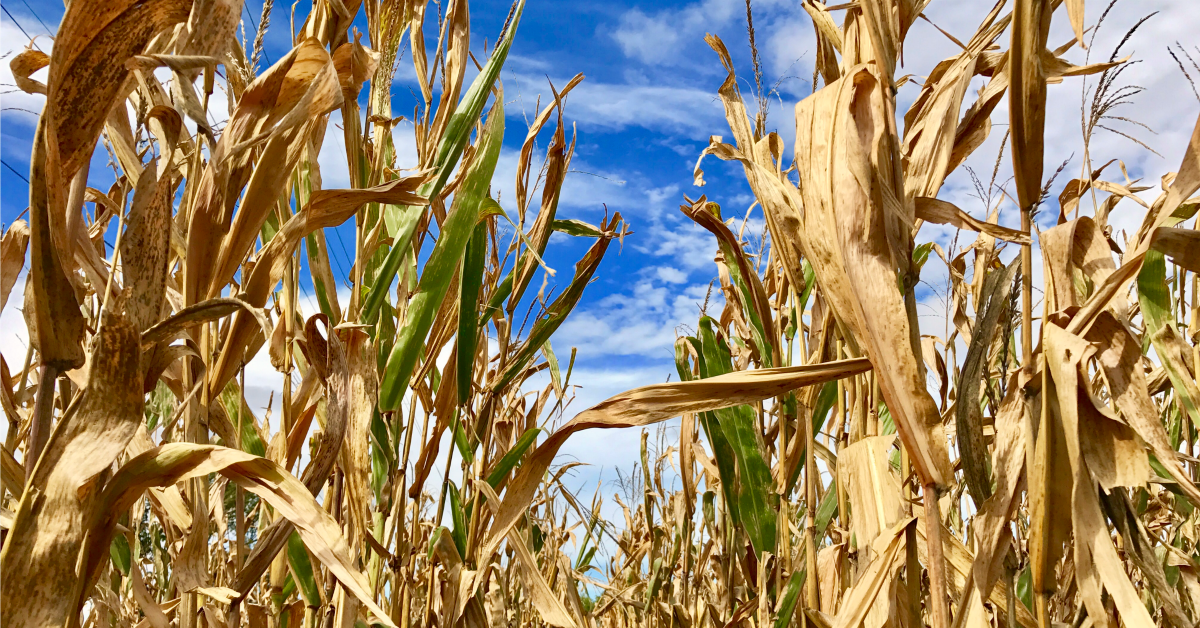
2;1;1200;628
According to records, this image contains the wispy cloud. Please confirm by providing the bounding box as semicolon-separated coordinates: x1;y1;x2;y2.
504;71;726;137
556;271;721;360
608;0;740;67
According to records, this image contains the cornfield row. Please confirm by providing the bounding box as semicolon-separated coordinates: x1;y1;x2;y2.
2;1;1200;628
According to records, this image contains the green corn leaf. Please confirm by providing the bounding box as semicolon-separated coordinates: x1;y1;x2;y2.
287;530;322;607
375;292;397;373
773;568;807;628
369;409;394;470
365;0;526;324
814;480;838;538
552;219;603;237
695;317;778;559
427;526;452;560
674;336;699;382
447;482;468;559
685;331;741;527
362;204;425;325
429;1;524;196
544;340;562;393
676;332;742;526
109;533;131;576
530;520;546;553
476;216;589;330
453;417;474;465
702;491;716;533
220;382;267;457
690;202;776;366
1017;566;1033;611
798;260;815;314
378;96;505;411
457;219;489;405
1139;248;1200;425
645;557;664;603
479;270;514;327
575;515;599;570
912;241;936;274
487;427;542;489
785;380;837;496
371;443;388;502
279;573;296;608
576;546;597;572
878;399;896;435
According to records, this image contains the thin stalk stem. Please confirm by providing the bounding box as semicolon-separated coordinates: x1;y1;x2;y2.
236;363;247;570
26;363;57;476
804;399;819;610
1021;206;1033;369
924;481;950;628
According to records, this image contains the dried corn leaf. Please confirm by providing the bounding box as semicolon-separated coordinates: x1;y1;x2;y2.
796;63;953;488
477;358;871;580
915;197;1030;244
0;220;29;312
1;315;142;626
92;443;397;627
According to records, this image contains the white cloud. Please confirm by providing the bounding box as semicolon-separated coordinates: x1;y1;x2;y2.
316;112;352;189
655;266;688;283
555;276;720;360
763;13;815;91
640;219;718;271
506;71;726;137
609;0;740;66
554;367;680;458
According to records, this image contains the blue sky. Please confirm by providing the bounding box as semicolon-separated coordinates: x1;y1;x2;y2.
3;0;1200;513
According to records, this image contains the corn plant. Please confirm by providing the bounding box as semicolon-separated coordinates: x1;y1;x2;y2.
5;2;1200;628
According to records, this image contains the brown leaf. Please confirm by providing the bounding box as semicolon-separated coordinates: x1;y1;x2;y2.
476;481;579;628
91;443;397;628
120;158;177;332
1009;0;1052;213
228;317;351;601
1044;323;1156;628
26;119;86;370
476;358;872;593
1084;314;1200;506
969;375;1029;613
956;261;1019;508
0;220;29;312
46;0;190;178
830;518;913;628
9;46;48;95
837;435;903;559
903;6;1009;200
801;63;953;488
915;197;1030;244
1;314;142;626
